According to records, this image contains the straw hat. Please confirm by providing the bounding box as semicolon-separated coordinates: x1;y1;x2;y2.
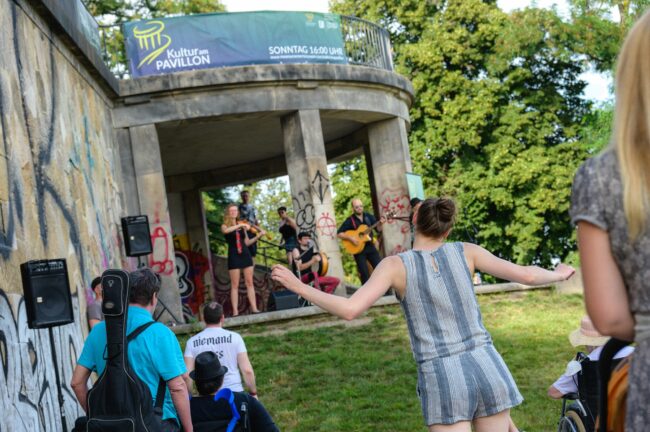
568;316;610;347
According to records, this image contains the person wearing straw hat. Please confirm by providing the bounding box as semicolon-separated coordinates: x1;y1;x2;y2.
189;351;279;432
547;316;634;399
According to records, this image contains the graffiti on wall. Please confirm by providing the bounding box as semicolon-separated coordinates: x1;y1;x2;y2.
310;170;329;204
174;249;210;319
316;211;336;239
292;189;315;237
379;187;411;255
0;4;125;430
149;225;174;275
0;289;84;432
211;254;274;317
0;2;121;277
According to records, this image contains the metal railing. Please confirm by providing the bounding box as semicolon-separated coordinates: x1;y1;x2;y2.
340;16;393;71
97;14;393;78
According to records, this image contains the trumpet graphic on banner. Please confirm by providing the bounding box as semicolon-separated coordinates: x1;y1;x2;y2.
133;21;171;68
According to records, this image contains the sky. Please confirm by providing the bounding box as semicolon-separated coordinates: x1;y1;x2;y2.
221;0;612;102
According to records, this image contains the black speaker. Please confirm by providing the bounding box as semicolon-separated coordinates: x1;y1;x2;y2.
20;259;73;329
267;290;300;311
121;215;152;257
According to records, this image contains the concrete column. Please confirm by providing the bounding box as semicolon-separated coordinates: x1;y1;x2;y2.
281;110;345;292
129;124;183;323
182;189;214;302
366;118;413;256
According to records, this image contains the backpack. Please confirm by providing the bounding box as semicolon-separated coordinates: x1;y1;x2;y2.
193;388;250;432
605;355;631;432
85;269;167;432
597;338;633;432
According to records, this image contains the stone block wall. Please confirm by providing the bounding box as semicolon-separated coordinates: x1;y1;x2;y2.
0;1;127;430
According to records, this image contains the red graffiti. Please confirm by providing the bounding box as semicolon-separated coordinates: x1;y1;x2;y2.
316;212;336;239
379;188;410;222
149;226;174;275
380;188;411;252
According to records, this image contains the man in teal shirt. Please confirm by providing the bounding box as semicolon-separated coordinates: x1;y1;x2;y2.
71;268;193;432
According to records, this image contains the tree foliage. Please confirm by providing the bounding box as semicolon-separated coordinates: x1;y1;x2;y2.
331;0;593;266
567;0;650;72
240;178;293;267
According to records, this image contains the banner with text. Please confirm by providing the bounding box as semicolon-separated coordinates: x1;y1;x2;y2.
123;11;348;78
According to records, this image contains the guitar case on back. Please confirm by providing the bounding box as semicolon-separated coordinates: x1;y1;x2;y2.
84;269;166;432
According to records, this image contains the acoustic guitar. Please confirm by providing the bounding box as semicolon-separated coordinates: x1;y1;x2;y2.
340;212;395;255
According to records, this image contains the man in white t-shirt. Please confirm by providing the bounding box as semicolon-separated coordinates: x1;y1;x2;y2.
184;302;258;398
548;316;634;398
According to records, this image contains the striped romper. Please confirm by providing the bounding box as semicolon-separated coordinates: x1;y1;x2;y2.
398;243;523;425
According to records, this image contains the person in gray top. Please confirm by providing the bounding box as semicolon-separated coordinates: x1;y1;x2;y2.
86;277;103;329
272;198;574;431
570;10;650;431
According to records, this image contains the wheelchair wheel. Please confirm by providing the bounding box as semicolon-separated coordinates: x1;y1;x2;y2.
557;408;588;432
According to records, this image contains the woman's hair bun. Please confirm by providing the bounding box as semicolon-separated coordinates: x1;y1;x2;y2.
435;198;456;223
415;197;457;238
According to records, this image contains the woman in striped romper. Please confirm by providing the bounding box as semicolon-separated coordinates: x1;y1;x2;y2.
272;197;575;431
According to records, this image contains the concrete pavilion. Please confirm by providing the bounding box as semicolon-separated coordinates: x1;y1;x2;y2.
112;19;415;317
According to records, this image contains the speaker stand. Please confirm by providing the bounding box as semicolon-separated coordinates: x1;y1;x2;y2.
48;327;68;432
153;297;182;325
136;257;183;325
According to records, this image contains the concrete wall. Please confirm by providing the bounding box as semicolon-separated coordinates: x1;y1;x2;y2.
0;1;127;430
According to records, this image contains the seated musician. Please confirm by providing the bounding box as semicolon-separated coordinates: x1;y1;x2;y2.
292;232;340;294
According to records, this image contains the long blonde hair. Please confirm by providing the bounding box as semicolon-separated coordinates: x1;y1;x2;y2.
613;10;650;239
223;204;238;227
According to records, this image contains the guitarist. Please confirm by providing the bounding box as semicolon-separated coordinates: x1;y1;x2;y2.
337;198;386;283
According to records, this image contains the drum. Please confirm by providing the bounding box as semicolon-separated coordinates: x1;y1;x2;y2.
316;252;329;277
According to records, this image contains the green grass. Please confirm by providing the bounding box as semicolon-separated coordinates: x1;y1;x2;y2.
178;290;585;431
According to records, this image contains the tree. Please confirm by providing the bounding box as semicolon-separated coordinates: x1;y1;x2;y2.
567;0;650;72
82;0;226;75
331;0;592;267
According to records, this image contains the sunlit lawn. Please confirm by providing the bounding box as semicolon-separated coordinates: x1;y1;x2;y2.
178;290;585;431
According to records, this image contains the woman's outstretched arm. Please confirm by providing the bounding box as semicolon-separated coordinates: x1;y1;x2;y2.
271;255;404;320
463;243;575;286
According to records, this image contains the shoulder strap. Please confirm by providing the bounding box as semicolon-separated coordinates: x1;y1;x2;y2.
126;321;157;342
214;388;241;432
126;321;167;413
350;215;357;229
